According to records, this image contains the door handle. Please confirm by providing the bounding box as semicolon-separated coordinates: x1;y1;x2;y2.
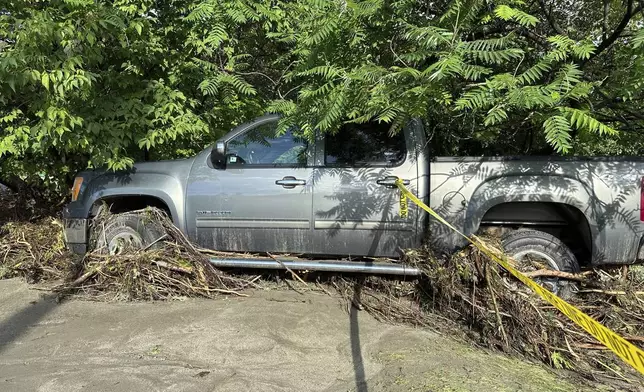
275;176;306;189
376;176;409;188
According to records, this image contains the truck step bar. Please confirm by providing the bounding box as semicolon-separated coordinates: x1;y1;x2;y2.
208;257;421;276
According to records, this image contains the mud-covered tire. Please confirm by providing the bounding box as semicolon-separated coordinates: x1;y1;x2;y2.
501;229;580;298
94;214;166;255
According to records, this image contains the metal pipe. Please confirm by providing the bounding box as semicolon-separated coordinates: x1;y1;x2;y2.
209;257;421;276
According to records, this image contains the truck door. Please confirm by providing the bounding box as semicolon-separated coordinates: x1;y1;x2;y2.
310;121;422;258
185;117;314;254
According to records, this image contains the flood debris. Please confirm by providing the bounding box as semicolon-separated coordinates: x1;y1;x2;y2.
0;218;70;283
0;207;253;300
0;206;643;389
57;208;253;300
336;243;644;389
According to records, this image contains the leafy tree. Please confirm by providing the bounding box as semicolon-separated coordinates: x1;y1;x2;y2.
268;0;643;157
1;0;643;200
0;0;267;197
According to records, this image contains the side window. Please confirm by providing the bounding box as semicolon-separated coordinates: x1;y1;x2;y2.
324;122;406;166
227;122;310;167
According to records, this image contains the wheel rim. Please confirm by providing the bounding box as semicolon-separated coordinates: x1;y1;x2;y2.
511;249;562;294
107;229;144;255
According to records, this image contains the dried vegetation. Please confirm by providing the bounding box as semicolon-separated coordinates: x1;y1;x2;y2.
0;199;643;389
336;243;644;389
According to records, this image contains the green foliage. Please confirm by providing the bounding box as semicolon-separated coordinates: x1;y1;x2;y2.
543;116;573;153
494;5;539;27
266;0;643;157
563;108;617;136
0;0;269;194
0;0;643;199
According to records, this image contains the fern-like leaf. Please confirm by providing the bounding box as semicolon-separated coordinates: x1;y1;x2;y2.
547;35;575;49
460;64;492;80
464;48;524;65
186;2;218;21
549;64;583;93
268;99;297;115
305;18;339;46
404;24;451;49
461;33;515;51
298;65;343;80
440;0;486;27
517;60;552;85
218;73;256;96
455;88;493;110
350;0;384;16
543;115;572;153
422;55;463;81
633;29;644;49
299;81;336;99
494;5;539;27
508;86;554;109
316;87;347;131
197;78;220;96
484;105;508;126
562;108;617;135
204;25;229;48
376;107;400;123
572;41;595;60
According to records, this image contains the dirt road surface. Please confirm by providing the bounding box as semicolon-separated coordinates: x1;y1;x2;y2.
0;278;585;392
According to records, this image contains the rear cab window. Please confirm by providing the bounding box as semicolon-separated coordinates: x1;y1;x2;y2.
324;122;407;167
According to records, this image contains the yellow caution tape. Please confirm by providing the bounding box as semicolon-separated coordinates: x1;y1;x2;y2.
399;187;409;218
396;179;644;375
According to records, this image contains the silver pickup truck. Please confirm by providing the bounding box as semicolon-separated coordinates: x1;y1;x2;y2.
63;114;644;279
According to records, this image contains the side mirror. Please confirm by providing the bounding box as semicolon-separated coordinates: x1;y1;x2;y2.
210;141;227;169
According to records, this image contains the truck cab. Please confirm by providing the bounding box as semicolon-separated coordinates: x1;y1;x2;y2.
63;115;429;258
184;114;428;257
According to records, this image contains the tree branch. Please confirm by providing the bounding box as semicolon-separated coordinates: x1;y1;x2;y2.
603;0;611;41
516;28;550;49
584;0;641;64
537;0;565;35
471;24;550;49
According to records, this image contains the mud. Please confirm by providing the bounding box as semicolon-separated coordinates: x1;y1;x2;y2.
0;279;586;392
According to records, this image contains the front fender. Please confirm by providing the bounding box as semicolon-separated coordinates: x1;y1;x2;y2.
80;172;185;232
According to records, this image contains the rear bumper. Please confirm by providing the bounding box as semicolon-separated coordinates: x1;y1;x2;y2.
63;206;88;254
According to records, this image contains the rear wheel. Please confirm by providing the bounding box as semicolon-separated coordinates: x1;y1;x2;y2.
501;229;580;298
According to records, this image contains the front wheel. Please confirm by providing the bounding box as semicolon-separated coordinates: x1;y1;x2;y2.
501;229;580;298
94;214;166;255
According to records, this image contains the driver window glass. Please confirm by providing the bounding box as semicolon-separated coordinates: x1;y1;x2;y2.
227;121;309;167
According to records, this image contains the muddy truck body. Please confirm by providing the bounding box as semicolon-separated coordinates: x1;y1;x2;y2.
63;115;644;276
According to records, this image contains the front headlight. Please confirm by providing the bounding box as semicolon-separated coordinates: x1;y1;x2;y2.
71;177;84;202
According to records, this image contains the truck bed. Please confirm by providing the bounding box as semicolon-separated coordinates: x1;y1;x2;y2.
427;156;644;265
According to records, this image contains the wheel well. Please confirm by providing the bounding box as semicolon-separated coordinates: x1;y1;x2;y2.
479;202;592;265
90;196;172;221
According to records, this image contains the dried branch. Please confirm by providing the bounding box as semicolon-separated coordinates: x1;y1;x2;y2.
152;260;192;274
267;252;308;286
578;289;644;296
487;269;509;350
524;269;588;282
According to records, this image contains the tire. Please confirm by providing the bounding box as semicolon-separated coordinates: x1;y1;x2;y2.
501;229;580;298
94;214;166;255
